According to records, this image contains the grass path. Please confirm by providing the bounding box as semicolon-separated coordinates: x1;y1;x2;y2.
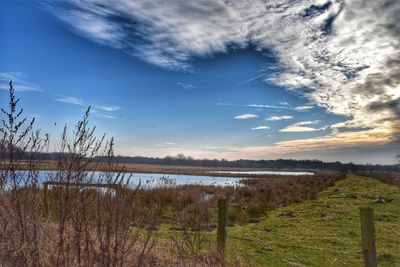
228;174;400;266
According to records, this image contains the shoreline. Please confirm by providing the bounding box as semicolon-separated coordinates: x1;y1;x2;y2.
0;161;320;178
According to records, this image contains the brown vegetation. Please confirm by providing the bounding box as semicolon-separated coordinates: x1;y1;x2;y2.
354;171;400;186
0;82;344;266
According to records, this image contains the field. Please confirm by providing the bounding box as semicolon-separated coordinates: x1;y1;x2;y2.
225;173;400;266
152;173;400;266
2;164;400;266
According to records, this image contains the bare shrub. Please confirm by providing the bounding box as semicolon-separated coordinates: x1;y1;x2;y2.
0;81;48;265
0;82;158;266
170;200;212;264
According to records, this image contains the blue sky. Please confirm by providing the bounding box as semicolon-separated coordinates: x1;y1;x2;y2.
1;0;399;164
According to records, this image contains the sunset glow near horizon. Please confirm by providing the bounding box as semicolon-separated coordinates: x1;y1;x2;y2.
1;0;399;164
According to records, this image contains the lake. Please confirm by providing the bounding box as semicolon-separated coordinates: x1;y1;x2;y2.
209;170;314;176
36;170;314;189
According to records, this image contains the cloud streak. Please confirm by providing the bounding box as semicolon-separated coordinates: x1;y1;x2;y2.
56;96;85;106
251;125;269;130
177;82;196;90
294;106;314;112
279;120;327;132
234;114;258;120
0;72;43;92
266;115;293;121
56;95;121;119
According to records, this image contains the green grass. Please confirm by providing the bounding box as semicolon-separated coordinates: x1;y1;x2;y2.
227;174;400;266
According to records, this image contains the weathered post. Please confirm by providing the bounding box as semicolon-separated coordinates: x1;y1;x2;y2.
42;182;49;218
360;207;377;267
217;197;228;255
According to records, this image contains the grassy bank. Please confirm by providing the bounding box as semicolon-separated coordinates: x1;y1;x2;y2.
225;174;400;266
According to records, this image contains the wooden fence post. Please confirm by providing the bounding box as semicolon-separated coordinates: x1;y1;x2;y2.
217;197;228;255
360;207;377;267
42;182;49;218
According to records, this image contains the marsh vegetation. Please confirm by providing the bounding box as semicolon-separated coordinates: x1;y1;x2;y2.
0;82;399;266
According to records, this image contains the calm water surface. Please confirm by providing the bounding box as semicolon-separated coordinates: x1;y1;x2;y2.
35;170;314;188
209;171;314;176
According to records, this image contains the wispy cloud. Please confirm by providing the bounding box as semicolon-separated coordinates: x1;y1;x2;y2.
95;112;118;120
39;0;400;147
56;96;85;106
216;102;233;106
294;106;314;112
266;115;293;121
177;82;196;90
234;114;258;120
247;104;291;109
237;73;265;85
56;95;121;119
247;103;315;113
279;125;322;133
279;120;325;132
251;125;270;130
95;105;121;112
0;72;43;92
156;142;177;147
90;109;119;120
0;72;23;81
294;120;320;126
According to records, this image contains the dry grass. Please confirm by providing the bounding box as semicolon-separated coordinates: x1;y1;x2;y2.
0;82;346;266
354;171;400;186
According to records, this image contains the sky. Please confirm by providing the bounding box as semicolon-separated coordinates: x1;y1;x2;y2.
0;0;399;164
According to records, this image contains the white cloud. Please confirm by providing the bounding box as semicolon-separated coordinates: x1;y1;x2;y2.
177;82;196;90
90;109;119;120
279;120;325;132
95;105;121;112
56;96;121;119
251;125;270;130
0;72;24;81
0;72;43;92
56;96;85;106
294;106;314;112
234;114;258;120
279;125;321;133
294;120;320;126
247;104;291;109
237;73;265;85
40;0;400;147
266;115;293;121
100;114;118;120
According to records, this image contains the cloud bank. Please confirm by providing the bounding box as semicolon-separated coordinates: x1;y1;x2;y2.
39;0;400;150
